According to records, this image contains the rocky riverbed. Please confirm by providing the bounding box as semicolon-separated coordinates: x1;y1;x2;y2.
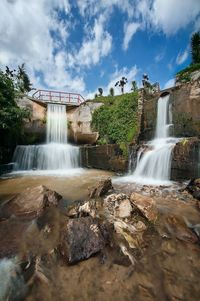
0;177;200;301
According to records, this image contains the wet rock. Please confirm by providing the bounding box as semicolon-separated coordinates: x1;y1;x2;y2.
0;219;31;259
89;178;113;198
0;258;27;301
0;185;62;220
159;215;198;243
66;199;103;219
130;193;158;222
64;216;107;264
114;219;147;250
185;178;200;200
104;193;132;218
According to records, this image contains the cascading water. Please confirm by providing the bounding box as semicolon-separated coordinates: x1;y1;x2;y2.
126;94;178;185
13;104;80;173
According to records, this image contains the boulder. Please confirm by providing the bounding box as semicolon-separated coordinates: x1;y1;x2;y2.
89;178;113;198
104;193;132;218
130;193;158;222
158;215;199;243
185;178;200;201
0;185;62;220
64;216;107;264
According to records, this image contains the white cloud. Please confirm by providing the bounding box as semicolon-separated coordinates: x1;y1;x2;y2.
0;0;86;93
74;15;112;67
176;48;189;65
164;78;175;89
151;0;200;35
76;0;134;18
123;22;140;50
155;51;165;62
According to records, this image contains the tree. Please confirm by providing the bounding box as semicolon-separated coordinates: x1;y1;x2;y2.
98;87;103;96
109;87;114;96
0;68;30;148
131;80;138;92
115;77;128;94
191;32;200;64
17;63;32;93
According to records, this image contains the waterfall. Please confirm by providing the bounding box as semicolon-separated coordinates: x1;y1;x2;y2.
46;104;67;143
127;94;178;185
13;104;80;172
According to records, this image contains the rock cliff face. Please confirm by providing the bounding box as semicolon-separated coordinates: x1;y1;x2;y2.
17;97;102;145
80;144;128;172
67;101;103;144
171;138;200;180
17;96;46;144
141;81;200;141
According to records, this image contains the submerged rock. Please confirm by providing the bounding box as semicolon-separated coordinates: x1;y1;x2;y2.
0;185;62;220
158;215;199;243
130;192;158;222
88;178;113;198
0;186;63;259
63;216;108;264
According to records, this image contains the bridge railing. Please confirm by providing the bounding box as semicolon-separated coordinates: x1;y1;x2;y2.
32;89;85;105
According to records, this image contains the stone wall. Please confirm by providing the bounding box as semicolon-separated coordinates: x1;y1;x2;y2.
17;96;46;144
80;144;128;173
67;101;103;144
141;81;200;141
171;138;200;180
17;97;102;145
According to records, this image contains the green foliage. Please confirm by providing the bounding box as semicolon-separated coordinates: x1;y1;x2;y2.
109;87;114;96
119;142;128;157
6;63;32;94
191;32;200;64
176;63;200;83
92;92;138;145
176;31;200;83
0;68;30;148
131;80;138;92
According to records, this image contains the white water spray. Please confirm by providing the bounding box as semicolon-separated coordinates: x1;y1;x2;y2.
13;104;80;172
124;94;178;185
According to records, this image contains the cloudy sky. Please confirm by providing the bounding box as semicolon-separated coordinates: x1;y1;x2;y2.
0;0;200;98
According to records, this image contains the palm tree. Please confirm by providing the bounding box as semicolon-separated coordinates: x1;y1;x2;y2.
115;77;128;94
98;87;103;96
191;32;200;64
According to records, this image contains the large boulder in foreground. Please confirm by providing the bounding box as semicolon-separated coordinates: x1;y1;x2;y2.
63;216;108;264
0;185;62;220
0;185;63;259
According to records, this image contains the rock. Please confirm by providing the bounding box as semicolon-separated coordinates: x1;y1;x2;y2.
114;219;147;250
115;199;132;218
0;185;62;220
89;178;113;198
158;215;199;243
0;219;31;259
64;216;107;264
185;178;200;200
130;192;158;222
104;193;132;218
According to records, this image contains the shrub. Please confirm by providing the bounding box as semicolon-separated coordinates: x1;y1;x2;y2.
92;92;138;145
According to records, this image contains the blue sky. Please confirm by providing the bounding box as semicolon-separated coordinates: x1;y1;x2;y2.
0;0;200;98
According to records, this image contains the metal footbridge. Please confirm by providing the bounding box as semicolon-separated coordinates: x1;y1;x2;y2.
31;89;85;107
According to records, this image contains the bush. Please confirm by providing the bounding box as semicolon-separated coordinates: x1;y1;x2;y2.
176;63;200;83
91;92;138;145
